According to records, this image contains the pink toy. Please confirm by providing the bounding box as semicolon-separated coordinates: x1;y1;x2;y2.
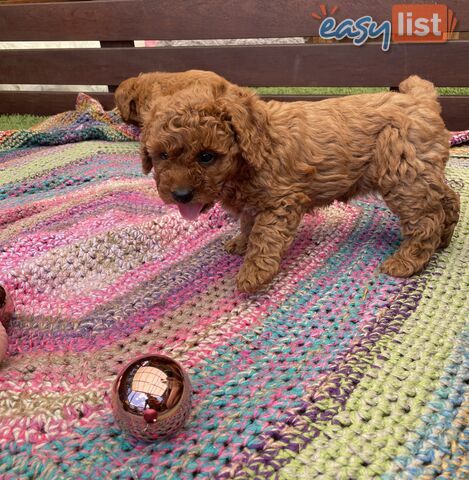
0;286;13;363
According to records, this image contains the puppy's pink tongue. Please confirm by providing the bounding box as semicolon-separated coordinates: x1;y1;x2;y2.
177;203;204;221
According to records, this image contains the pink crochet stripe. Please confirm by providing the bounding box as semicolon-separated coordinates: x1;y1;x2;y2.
2;177;154;212
5;203;359;378
8;215;233;334
179;203;364;370
2;209;154;270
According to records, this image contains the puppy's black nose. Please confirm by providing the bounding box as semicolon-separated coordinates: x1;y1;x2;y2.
171;188;194;204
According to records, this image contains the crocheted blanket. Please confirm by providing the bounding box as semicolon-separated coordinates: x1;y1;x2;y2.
0;97;467;479
0;93;139;153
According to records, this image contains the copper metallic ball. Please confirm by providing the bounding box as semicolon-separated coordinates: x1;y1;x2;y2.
111;354;192;441
0;285;13;364
0;285;14;328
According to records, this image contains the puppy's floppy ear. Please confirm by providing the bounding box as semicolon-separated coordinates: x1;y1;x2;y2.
115;77;138;124
219;86;270;170
139;120;153;175
138;97;174;175
140;144;153;175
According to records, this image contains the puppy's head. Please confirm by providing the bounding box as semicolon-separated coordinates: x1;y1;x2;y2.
141;83;268;220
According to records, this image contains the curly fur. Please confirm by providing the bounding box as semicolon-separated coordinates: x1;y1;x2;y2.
114;70;228;126
141;73;460;293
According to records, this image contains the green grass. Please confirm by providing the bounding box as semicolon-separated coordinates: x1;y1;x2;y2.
0;114;47;130
438;87;469;95
254;87;387;95
254;87;469;95
0;86;467;130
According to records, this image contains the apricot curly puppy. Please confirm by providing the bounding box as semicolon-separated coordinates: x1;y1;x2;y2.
115;70;228;125
141;73;459;293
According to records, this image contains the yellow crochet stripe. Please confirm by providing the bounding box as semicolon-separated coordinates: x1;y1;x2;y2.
0;141;137;186
0;389;104;420
279;167;469;480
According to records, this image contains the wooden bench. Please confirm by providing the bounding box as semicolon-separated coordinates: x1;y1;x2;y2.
0;0;468;130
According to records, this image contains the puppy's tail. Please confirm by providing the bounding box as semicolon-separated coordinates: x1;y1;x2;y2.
399;75;440;111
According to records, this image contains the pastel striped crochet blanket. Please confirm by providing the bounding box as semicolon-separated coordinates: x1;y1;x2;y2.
0;94;139;153
0;97;467;479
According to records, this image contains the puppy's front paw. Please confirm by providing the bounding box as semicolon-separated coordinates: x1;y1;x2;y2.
236;261;276;293
225;234;248;255
380;255;418;277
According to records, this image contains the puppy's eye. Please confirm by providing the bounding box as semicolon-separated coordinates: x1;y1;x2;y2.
159;152;169;160
198;150;217;165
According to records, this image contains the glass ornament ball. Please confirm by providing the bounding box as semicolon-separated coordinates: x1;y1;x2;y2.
111;354;192;441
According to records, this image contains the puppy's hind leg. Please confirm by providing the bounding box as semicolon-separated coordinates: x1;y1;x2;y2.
380;196;444;277
376;126;446;277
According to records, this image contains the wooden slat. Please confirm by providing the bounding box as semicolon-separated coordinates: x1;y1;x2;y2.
0;0;468;41
99;41;135;92
1;41;469;87
1;91;467;131
1;0;78;3
0;91;115;115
